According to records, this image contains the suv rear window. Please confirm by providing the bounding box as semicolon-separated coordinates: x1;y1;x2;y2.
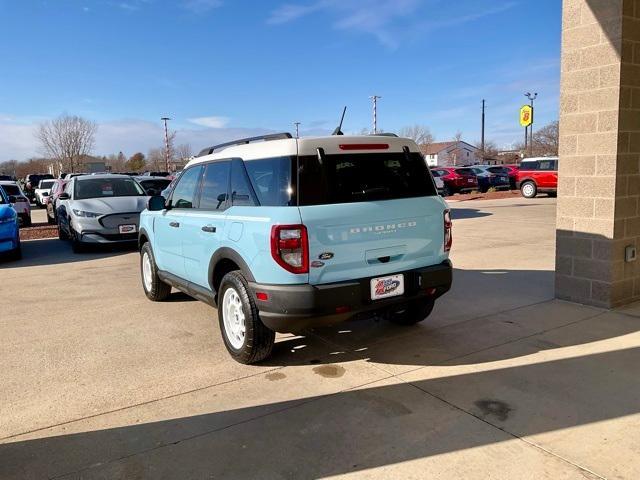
1;184;20;196
298;152;436;206
455;168;474;176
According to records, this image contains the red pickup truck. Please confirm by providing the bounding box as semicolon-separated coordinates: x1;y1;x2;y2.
516;157;558;198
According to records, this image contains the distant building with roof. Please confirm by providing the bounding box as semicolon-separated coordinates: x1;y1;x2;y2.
420;140;481;167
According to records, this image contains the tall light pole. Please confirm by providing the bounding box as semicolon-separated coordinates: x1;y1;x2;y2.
525;92;537;156
161;117;171;172
294;122;301;139
369;95;381;134
481;99;486;154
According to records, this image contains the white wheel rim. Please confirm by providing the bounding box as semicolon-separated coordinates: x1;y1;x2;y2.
222;287;246;350
142;252;153;292
523;184;534;196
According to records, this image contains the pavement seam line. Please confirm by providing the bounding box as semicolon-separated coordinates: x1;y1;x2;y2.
351;308;613;479
0;367;282;442
403;380;607;480
48;375;396;480
1;339;371;442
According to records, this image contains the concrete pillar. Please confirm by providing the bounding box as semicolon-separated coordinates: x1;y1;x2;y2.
556;0;640;307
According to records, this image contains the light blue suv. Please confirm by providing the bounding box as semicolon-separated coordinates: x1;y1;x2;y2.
139;133;453;363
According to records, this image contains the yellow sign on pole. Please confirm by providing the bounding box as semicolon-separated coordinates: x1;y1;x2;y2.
520;105;533;127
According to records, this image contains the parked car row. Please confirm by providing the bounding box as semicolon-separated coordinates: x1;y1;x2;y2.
0;185;22;260
429;157;558;199
54;174;152;253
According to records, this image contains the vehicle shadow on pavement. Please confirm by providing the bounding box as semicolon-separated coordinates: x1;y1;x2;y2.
2;344;638;479
0;239;135;268
261;267;576;368
449;208;492;220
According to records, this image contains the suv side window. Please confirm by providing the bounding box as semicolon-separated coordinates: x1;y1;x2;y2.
520;161;539;171
538;160;554;171
199;161;230;211
230;159;257;207
171;166;203;209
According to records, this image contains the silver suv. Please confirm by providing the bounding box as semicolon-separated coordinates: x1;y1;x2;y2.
56;174;148;252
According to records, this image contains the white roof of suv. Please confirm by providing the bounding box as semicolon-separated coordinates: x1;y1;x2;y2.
187;134;422;167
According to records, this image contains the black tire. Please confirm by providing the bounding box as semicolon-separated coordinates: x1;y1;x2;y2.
218;271;275;364
70;228;86;253
8;237;21;261
389;299;435;326
140;242;171;301
443;185;452;197
547;191;557;198
21;214;31;227
520;181;537;199
57;221;68;240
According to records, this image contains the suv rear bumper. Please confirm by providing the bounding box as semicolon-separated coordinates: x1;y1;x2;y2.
248;260;453;333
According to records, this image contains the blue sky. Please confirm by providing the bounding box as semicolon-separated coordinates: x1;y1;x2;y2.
0;0;562;160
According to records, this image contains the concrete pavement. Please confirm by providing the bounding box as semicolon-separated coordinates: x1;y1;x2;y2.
2;197;639;479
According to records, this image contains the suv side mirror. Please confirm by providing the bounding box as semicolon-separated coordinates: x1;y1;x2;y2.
148;195;166;211
8;195;17;203
59;192;70;200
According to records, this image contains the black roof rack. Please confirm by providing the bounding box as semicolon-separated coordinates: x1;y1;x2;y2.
369;132;398;137
197;132;293;157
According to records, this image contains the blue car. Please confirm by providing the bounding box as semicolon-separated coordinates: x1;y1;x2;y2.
0;186;21;260
461;166;510;193
139;133;453;364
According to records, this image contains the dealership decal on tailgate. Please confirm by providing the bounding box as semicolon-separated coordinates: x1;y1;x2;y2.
370;274;404;300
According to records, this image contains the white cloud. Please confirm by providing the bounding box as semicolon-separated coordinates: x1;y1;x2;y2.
0;117;272;161
188;116;230;128
268;0;422;48
268;0;518;49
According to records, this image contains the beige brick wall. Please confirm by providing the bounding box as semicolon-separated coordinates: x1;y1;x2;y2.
557;0;640;307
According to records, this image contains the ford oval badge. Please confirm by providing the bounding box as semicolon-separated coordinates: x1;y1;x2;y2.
319;252;334;260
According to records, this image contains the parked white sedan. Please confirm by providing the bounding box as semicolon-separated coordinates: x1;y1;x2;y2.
0;181;31;226
34;179;56;208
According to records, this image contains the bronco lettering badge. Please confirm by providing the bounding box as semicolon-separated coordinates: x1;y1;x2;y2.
350;221;417;235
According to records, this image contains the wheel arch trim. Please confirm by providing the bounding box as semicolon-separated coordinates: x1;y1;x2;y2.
208;247;256;294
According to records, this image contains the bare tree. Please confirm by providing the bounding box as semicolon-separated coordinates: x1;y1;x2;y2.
174;143;193;162
36;114;97;172
475;139;499;161
514;120;559;157
147;148;165;171
398;125;434;147
453;130;463;142
532;121;559;156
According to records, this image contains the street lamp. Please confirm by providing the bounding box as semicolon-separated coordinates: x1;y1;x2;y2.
161;117;171;172
369;95;381;134
524;92;537;156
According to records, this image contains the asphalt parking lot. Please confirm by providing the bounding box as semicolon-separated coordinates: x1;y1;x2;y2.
3;197;640;479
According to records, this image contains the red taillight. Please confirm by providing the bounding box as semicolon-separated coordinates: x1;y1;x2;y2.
271;224;309;274
338;143;389;150
256;292;269;301
444;209;452;252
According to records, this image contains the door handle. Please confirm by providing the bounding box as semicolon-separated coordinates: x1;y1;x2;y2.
201;225;216;233
169;221;180;228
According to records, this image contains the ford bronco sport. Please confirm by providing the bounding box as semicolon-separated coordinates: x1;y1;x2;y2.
139;133;453;363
